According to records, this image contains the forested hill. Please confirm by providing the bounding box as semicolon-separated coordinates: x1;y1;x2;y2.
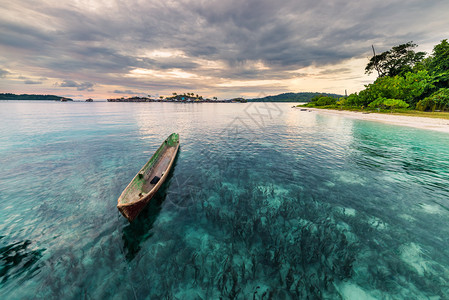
0;93;73;101
248;92;343;102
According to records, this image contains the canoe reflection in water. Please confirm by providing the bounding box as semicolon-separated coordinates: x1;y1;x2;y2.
121;154;179;261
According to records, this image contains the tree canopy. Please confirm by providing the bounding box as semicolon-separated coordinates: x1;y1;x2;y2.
428;39;449;74
248;92;342;102
306;40;449;112
365;42;426;78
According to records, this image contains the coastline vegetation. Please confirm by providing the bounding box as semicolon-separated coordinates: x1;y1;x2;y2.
248;92;343;102
300;40;449;116
0;93;73;101
107;92;247;103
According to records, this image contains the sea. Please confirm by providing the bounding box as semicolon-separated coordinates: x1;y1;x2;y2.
1;101;449;299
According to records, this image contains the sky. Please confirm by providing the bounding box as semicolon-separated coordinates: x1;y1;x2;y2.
1;0;448;100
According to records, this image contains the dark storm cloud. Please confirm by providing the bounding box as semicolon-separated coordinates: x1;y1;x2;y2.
1;0;448;91
0;18;55;50
153;59;200;71
56;80;95;91
0;68;10;77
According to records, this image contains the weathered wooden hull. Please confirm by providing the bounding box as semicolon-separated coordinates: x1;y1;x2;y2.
117;133;179;221
117;195;153;222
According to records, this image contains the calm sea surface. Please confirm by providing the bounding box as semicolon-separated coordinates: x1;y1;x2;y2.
1;101;449;299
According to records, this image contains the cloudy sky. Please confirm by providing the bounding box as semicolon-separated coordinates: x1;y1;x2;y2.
1;0;448;100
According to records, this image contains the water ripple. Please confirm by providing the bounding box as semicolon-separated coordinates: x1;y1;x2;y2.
1;102;449;298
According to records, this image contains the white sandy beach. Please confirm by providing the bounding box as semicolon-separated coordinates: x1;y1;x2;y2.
299;107;449;134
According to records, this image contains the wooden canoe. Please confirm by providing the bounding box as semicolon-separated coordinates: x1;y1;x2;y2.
117;133;180;221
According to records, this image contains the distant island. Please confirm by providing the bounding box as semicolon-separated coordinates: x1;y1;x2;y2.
0;91;344;103
0;93;73;101
107;93;247;103
248;92;343;102
108;92;342;103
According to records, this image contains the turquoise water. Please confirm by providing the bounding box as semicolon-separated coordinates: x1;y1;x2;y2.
1;101;449;299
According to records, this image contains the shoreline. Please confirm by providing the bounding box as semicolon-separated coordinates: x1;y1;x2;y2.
299;107;449;134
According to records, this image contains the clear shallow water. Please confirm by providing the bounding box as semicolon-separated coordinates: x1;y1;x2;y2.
1;101;449;299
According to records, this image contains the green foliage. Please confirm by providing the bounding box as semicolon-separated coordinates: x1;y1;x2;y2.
337;93;361;106
416;98;436;112
402;71;436;106
0;93;73;101
432;71;449;89
353;71;434;108
306;95;338;107
368;97;387;109
248;92;343;102
166;92;205;101
316;96;337;106
368;97;409;110
366;42;426;77
413;56;432;73
328;41;449;113
309;94;322;103
428;39;449;75
352;76;401;107
416;88;449;111
336;97;346;105
368;76;404;99
384;99;409;109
